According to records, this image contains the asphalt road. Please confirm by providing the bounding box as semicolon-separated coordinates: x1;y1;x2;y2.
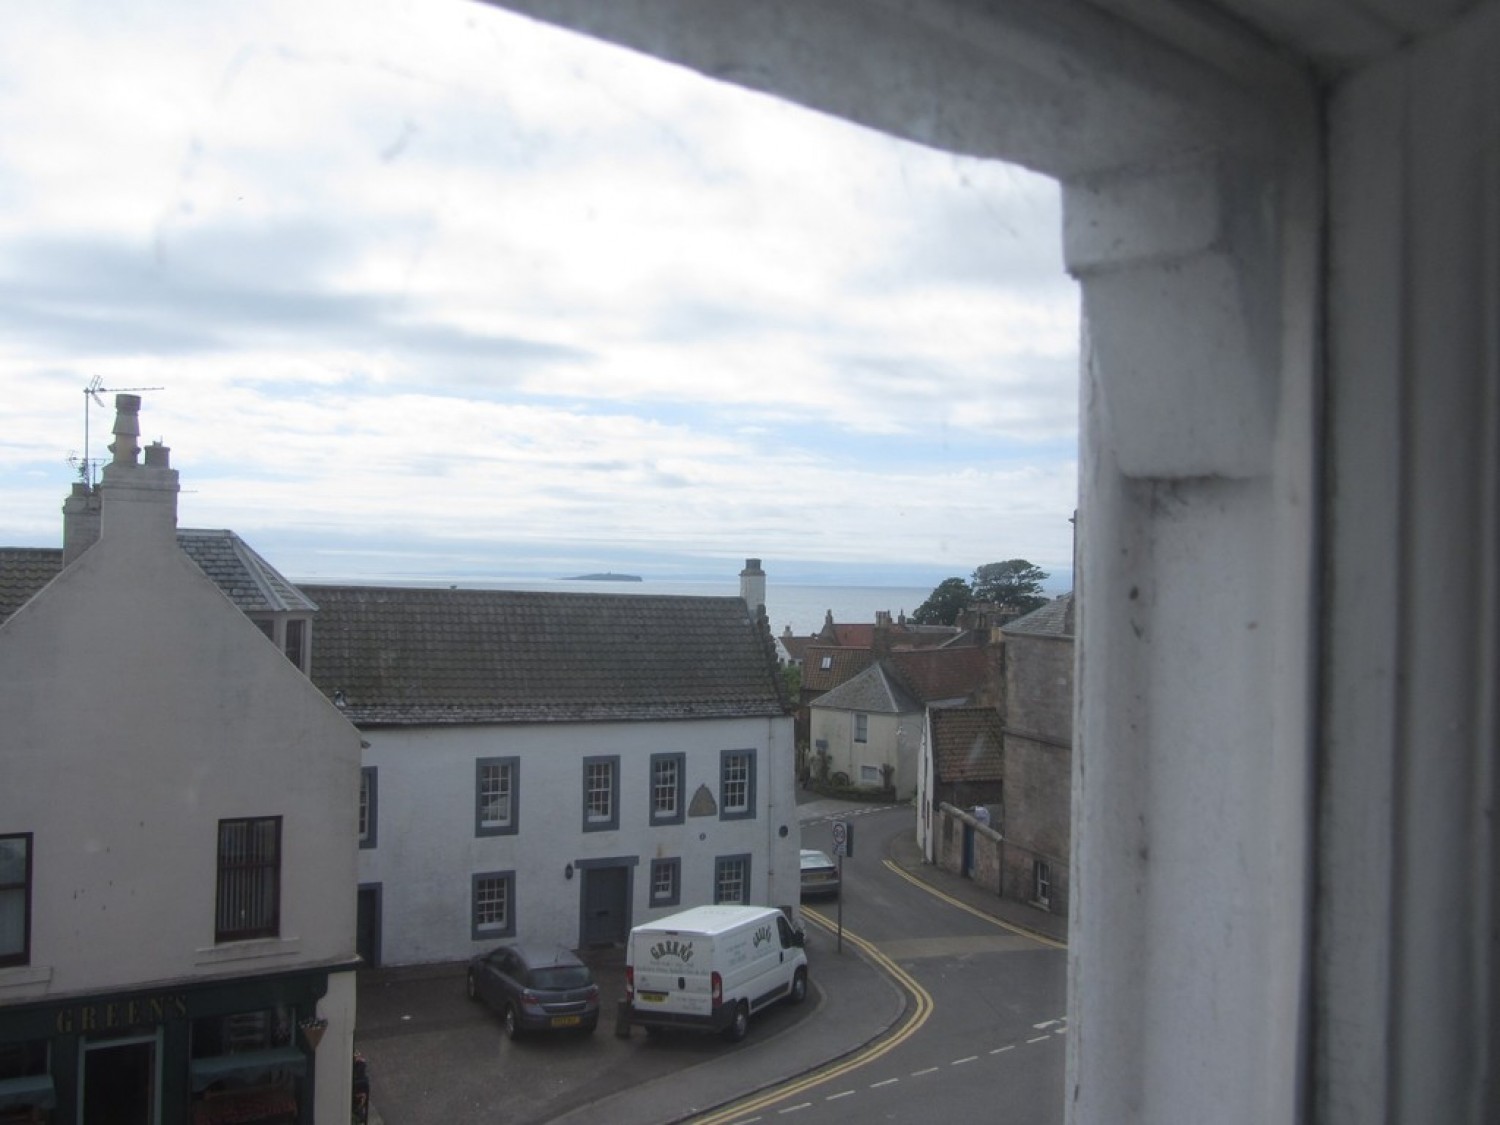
354;802;1066;1124
750;807;1068;1124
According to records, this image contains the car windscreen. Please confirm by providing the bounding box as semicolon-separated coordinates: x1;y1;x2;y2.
529;966;592;990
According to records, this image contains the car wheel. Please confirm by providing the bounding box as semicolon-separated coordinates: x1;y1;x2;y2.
722;1002;750;1043
581;1018;598;1035
504;1004;523;1040
790;968;808;1004
465;972;478;1001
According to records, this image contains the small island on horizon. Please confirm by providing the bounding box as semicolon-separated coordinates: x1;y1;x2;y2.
564;572;643;582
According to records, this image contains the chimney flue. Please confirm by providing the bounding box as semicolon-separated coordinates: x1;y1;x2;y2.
108;394;142;465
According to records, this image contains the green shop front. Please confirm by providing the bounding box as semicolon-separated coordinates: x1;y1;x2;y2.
0;963;354;1125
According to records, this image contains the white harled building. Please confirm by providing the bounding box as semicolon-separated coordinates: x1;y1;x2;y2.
0;395;362;1124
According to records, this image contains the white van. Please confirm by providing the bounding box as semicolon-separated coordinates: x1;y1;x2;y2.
625;905;809;1041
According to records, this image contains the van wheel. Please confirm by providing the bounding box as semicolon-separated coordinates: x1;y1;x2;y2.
790;968;808;1004
723;1002;750;1043
504;1004;524;1040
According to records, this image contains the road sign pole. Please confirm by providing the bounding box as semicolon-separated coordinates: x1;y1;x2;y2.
836;854;844;952
831;819;850;953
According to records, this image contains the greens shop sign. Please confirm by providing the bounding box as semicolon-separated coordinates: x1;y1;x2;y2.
54;993;189;1034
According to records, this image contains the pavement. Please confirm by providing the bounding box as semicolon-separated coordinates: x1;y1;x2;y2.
362;793;1067;1124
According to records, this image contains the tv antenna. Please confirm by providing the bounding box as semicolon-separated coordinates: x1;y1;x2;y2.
74;376;164;487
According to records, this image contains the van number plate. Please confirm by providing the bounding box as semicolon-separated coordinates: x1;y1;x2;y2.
639;991;668;1003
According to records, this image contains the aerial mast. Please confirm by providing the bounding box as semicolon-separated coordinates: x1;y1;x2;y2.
74;376;163;487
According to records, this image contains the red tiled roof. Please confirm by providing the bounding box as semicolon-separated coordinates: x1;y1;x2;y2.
931;707;1004;783
888;645;989;704
800;645;876;693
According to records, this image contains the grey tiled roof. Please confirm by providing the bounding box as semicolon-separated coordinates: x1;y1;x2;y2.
0;531;313;624
931;706;1004;783
0;548;63;624
812;661;922;715
1003;593;1075;638
301;584;789;725
177;530;318;613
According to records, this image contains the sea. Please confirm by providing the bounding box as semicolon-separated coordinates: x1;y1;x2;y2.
313;575;935;638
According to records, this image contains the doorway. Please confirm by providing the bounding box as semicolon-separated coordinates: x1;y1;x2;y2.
356;884;382;968
81;1032;159;1125
579;864;631;947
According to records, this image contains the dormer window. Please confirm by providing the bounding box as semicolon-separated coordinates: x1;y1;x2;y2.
248;614;311;673
820;655;833;670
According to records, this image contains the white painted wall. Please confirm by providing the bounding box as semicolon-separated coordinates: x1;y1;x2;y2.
0;443;363;1114
0;519;362;994
809;705;920;798
360;713;797;964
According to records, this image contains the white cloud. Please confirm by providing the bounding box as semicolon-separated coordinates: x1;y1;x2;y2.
0;0;1079;584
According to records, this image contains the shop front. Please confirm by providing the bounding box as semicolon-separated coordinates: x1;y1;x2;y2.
0;964;352;1125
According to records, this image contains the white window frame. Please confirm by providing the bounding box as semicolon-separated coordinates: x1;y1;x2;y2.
476;757;519;837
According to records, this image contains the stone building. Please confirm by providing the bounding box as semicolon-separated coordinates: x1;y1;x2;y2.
998;595;1074;916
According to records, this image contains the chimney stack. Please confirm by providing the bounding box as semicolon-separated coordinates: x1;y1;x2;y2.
62;481;102;565
98;394;179;546
739;557;766;616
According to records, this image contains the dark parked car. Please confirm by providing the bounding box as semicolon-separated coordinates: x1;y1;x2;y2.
466;944;600;1038
800;849;840;900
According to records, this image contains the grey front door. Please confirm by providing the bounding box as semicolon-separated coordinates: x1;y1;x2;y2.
581;865;630;947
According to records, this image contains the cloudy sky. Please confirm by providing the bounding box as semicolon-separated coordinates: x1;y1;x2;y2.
0;0;1079;589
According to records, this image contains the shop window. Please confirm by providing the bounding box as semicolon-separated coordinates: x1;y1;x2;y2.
189;1006;305;1124
0;1039;52;1120
215;817;281;943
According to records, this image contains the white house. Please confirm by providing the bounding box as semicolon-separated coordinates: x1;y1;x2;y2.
809;643;990;800
302;570;798;967
808;663;922;797
0;395;362;1125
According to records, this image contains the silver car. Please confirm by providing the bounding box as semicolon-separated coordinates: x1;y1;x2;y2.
799;848;840;900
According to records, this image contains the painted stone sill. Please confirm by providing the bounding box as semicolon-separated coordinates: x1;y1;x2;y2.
195;936;302;966
0;964;53;998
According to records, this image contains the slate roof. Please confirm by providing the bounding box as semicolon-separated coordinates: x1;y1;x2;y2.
177;530;317;613
1003;593;1075;638
812;661;922;715
0;532;313;624
301;584;789;726
800;645;877;694
930;706;1004;783
0;548;64;624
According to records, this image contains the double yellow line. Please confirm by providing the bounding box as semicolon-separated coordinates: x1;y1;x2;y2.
689;907;934;1125
880;860;1068;951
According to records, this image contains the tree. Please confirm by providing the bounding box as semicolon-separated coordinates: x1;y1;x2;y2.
911;577;973;625
970;559;1049;614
